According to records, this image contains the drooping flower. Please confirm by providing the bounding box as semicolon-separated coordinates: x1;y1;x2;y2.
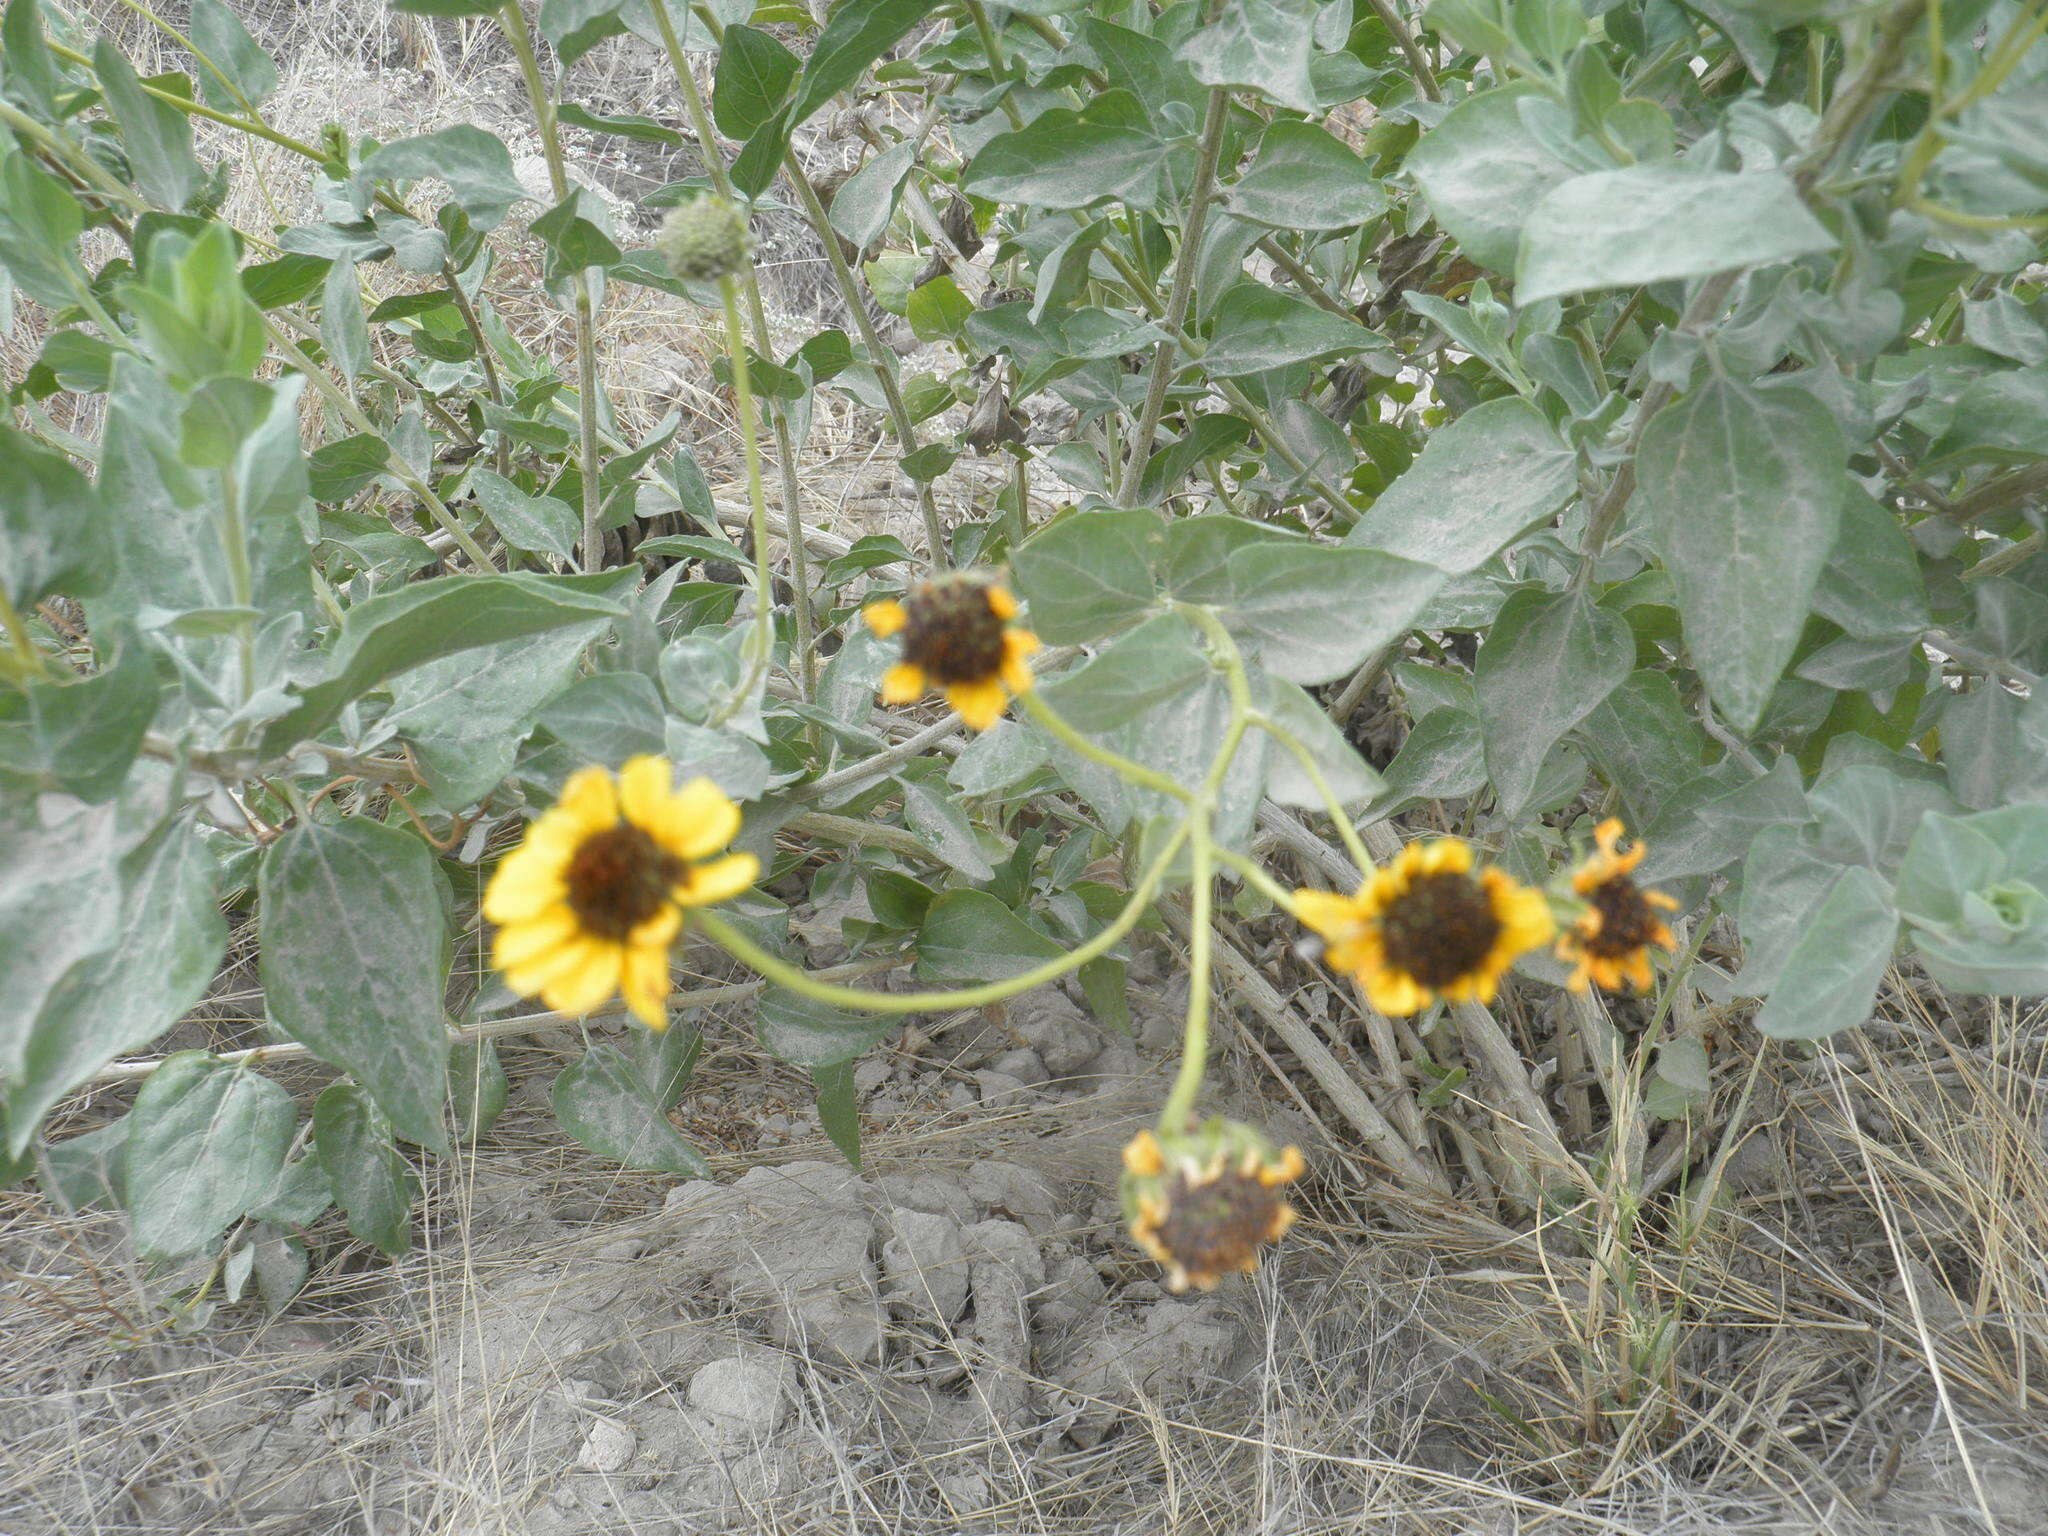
1121;1122;1306;1293
862;576;1039;732
1294;838;1554;1016
1556;818;1678;993
483;757;758;1030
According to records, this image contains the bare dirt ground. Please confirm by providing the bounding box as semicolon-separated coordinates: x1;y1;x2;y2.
9;931;2048;1534
5;5;2048;1533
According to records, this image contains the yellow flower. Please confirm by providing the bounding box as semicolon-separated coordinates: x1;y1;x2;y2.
482;757;758;1031
1294;838;1553;1016
862;576;1039;732
1556;818;1679;993
1121;1123;1306;1294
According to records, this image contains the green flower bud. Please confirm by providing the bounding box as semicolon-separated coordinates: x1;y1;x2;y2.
657;195;753;282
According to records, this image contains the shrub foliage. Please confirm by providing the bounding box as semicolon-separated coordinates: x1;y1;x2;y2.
2;0;2046;1315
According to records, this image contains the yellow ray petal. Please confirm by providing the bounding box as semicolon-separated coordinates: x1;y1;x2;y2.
482;850;567;925
555;765;620;831
1420;838;1473;875
617;754;675;829
620;941;672;1030
1364;968;1429;1017
1291;889;1362;939
1123;1130;1165;1176
1000;628;1040;692
946;678;1007;731
541;941;624;1018
504;933;605;999
491;905;581;971
880;661;928;704
678;851;760;907
985;585;1018;620
627;903;683;950
863;599;908;638
660;776;742;861
1324;935;1376;978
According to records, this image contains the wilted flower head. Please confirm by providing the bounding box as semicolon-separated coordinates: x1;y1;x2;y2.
1121;1120;1306;1293
1556;818;1678;993
483;757;757;1030
862;575;1039;732
657;193;753;282
1294;838;1553;1016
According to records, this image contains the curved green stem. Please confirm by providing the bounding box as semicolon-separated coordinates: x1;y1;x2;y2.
1161;813;1216;1134
1213;844;1296;912
1155;602;1261;1134
1019;688;1195;803
696;817;1192;1014
1248;710;1375;880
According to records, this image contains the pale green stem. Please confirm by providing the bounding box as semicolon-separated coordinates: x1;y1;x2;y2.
259;315;497;570
498;1;606;572
217;462;255;714
711;271;775;726
1116;82;1232;507
1248;709;1375;880
646;0;818;698
1156;605;1257;1133
1019;688;1194;804
782;165;949;564
667;2;946;565
1364;0;1442;99
697;818;1192;1013
43;34;324;158
1161;811;1217;1134
1212;844;1296;912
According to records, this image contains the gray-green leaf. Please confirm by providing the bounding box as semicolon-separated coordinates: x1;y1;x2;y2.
1475;589;1634;819
1228;121;1387;231
1518;166;1836;306
1346;397;1578;574
552;1044;709;1175
10;820;226;1153
915;890;1064;983
1404;85;1573;273
1754;867;1898;1039
1635;371;1847;732
259;819;451;1153
314;1083;418;1256
1200;285;1383;378
1223;543;1442;686
123;1054;294;1259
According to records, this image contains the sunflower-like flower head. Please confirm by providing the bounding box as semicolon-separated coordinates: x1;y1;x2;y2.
1294;838;1554;1016
483;757;758;1030
862;575;1039;732
1121;1120;1306;1293
1556;818;1678;992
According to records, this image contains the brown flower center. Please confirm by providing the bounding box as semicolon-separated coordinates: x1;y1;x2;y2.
1153;1168;1290;1282
564;824;684;941
1378;870;1502;989
1583;877;1661;960
902;582;1006;686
